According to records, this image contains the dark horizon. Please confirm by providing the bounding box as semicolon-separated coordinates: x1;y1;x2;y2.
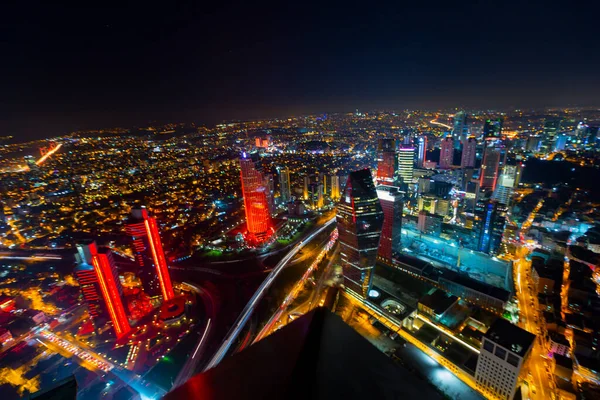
2;1;600;140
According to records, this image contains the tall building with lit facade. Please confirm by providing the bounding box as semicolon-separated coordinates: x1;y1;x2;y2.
491;164;523;206
526;135;542;153
376;186;403;263
474;199;507;255
263;173;275;215
75;241;130;338
417;136;427;168
398;146;415;184
452;111;469;148
239;153;273;244
125;207;175;301
461;137;477;168
480;140;505;191
542;118;561;151
483;118;503;139
303;176;309;200
278;167;291;204
330;175;341;200
376;139;398;186
439;137;454;169
337;169;384;298
475;318;535;400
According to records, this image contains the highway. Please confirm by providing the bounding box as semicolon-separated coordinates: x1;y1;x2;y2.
203;216;337;371
171;282;216;389
429;119;453;130
0;252;62;260
252;228;338;343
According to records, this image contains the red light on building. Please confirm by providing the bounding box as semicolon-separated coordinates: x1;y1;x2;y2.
91;250;131;338
126;207;175;302
75;241;130;339
240;153;272;244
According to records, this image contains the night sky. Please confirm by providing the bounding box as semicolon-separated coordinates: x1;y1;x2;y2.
2;1;600;139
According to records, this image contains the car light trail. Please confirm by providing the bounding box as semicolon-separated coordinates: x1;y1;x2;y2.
204;217;336;371
192;319;211;359
429;119;453;130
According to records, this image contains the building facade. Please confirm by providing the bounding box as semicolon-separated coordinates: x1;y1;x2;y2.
376;139;398;186
376;185;403;263
278;166;291;204
461;137;477;168
475;319;535;400
483;118;503;139
439;137;454;169
239;153;273;244
475;200;507;255
398;146;415;184
337;169;384;298
480;140;506;191
75;241;130;338
125;207;175;301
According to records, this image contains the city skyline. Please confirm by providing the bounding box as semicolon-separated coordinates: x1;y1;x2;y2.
2;1;600;140
3;2;600;399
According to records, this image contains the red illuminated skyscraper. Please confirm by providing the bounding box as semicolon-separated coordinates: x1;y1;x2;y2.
376;139;398;186
75;241;130;338
240;153;272;244
125;207;175;302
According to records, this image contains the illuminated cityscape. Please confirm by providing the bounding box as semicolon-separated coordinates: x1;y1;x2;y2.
2;2;600;400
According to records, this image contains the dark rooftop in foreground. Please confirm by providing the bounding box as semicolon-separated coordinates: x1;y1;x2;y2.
166;307;445;400
484;318;536;358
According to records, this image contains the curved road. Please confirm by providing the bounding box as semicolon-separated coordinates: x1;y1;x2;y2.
202;216;337;371
171;282;216;389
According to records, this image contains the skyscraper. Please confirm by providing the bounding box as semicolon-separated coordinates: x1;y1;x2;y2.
330;175;341;201
554;134;568;151
239;153;273;244
480;141;505;191
526;135;542;153
337;169;384;298
398;146;415;184
461;137;477;168
125;207;175;301
75;241;130;338
278;167;291;204
376;139;398;186
263;173;275;215
417;136;427;168
303;176;309;200
543;118;561;151
452;111;469;148
439;137;454;169
491;164;523;206
475;199;507;255
483;118;503;139
376;186;403;263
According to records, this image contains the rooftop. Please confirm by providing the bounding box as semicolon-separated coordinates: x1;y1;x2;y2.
166;307;445;400
484;318;535;358
418;289;458;316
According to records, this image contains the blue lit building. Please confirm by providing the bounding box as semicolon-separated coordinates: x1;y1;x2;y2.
475;200;507;255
